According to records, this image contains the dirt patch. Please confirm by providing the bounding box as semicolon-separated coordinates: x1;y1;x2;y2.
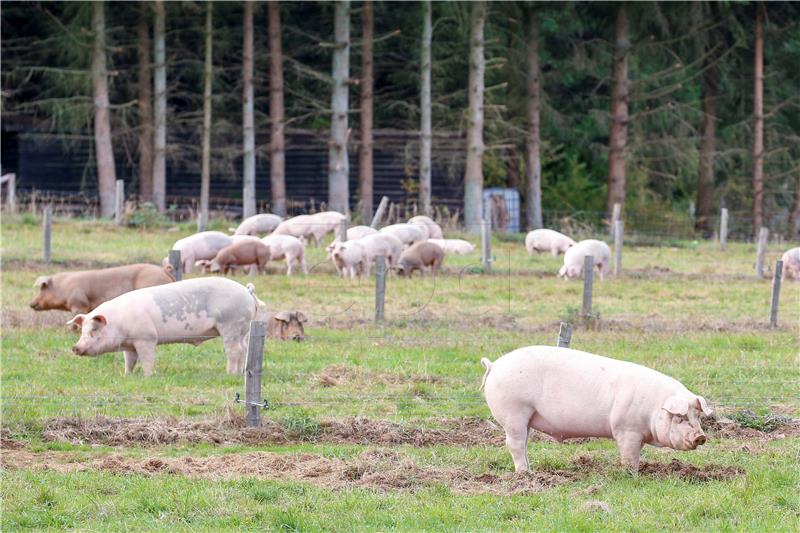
638;459;743;482
315;364;440;388
1;309;74;329
41;414;506;448
701;414;800;441
1;447;572;495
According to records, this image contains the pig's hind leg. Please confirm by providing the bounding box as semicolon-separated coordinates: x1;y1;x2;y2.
133;341;157;377
219;324;248;374
123;350;138;374
494;409;535;472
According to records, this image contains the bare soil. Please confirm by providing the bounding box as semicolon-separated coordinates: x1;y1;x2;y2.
315;364;441;388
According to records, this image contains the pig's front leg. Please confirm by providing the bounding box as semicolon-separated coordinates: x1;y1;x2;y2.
123;350;138;375
133;340;157;377
614;431;643;472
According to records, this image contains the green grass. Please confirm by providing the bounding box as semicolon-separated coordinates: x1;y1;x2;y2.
2;215;799;531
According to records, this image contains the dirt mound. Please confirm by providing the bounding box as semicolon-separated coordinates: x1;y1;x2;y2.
638;459;743;482
315;364;440;388
41;414;506;448
702;414;800;440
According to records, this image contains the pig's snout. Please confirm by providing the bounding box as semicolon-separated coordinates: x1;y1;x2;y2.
30;301;41;310
694;434;707;446
72;345;86;356
292;333;304;341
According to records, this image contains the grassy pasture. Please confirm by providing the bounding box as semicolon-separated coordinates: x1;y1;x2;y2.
1;215;799;531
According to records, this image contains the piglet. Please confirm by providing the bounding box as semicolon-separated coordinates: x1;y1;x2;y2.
207;240;271;275
481;346;712;472
781;247;800;281
525;229;576;256
559;239;611;280
395;241;444;277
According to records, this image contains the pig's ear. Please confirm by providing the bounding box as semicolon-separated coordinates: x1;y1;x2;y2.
295;311;309;323
662;395;689;416
696;396;713;416
274;311;291;322
66;314;86;331
92;315;108;328
33;276;52;289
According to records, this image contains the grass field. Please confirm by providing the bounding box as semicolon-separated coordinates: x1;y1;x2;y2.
1;214;799;531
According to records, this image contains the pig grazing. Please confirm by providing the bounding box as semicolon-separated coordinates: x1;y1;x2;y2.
428;238;475;255
163;231;233;274
407;215;444;239
559;239;611;280
395;241;444;277
480;346;712;472
357;233;404;276
31;264;175;314
232;213;283;236
261;234;308;275
266;311;308;340
67;278;263;376
207;240;271;275
781;247;800;281
525;229;576;256
379;223;426;247
330;240;366;279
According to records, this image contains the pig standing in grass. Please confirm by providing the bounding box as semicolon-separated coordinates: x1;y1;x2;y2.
407;215;444;239
559;239;611;280
346;225;378;241
379;223;426;247
163;231;233;274
358;233;404;275
206;240;271;275
428;238;475;255
271;214;334;247
260;235;308;276
330;240;367;279
395;241;444;277
31;264;175;314
67;278;263;376
232;213;283;236
781;247;800;281
525;229;576;256
480;346;712;472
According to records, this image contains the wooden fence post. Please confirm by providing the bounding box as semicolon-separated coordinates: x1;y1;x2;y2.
557;322;572;348
197;212;206;233
755;226;768;278
244;320;266;428
1;173;16;213
169;249;182;281
339;218;348;241
114;179;124;225
614;219;624;277
370;196;389;228
769;260;783;328
375;255;386;322
610;202;621;239
582;255;594;317
43;205;52;264
719;208;728;250
481;218;492;272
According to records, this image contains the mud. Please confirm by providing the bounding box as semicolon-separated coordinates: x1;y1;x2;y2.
315;364;440;388
572;454;744;483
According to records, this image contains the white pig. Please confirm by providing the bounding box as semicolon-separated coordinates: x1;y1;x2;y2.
330;240;367;279
379;223;426;247
67;278;264;376
559;239;611;280
408;215;444;239
270;212;344;247
781;247;800;281
428;238;475;255
163;231;233;274
346;225;378;241
357;233;404;275
525;229;576;256
480;346;712;472
232;213;283;236
261;234;308;276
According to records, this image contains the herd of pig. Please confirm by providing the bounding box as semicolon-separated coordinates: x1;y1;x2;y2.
23;211;800;472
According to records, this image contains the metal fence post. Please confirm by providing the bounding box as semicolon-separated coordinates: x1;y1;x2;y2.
114;179;124;226
370;196;389;228
244;320;266;428
556;322;573;348
481;218;492;272
614;219;624;276
339;218;349;241
720;208;729;251
610;202;621;239
43;205;52;264
169;249;182;281
197;212;206;233
582;255;594;317
755;227;768;278
769;260;783;328
375;255;386;322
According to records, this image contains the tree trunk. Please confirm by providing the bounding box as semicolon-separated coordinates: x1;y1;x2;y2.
357;0;374;223
92;1;117;218
524;9;543;230
418;0;433;217
607;4;629;215
328;1;351;214
137;3;153;202
788;176;800;241
200;1;213;226
152;0;167;212
242;0;256;219
463;0;486;233
752;2;765;237
268;1;286;217
695;16;717;238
